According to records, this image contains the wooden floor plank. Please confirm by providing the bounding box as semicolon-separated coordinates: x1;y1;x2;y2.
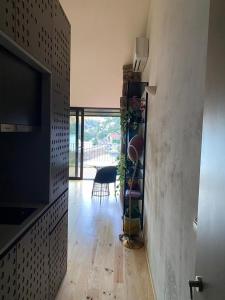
56;181;154;300
114;241;124;284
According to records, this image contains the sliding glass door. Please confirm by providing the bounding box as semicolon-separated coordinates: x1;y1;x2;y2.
69;108;84;179
69;107;120;180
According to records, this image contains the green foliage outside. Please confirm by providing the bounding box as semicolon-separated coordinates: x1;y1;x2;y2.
70;116;121;145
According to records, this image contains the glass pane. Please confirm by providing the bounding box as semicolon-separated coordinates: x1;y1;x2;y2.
69;115;76;178
77;113;82;178
69;111;83;179
83;116;121;179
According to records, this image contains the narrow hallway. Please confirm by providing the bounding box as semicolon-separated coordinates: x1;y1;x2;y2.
56;181;154;300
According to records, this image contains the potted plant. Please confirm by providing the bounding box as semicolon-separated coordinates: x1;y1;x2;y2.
123;205;141;236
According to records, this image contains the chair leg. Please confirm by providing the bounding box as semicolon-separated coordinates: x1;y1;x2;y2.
107;184;109;196
100;184;102;205
114;182;117;201
92;182;95;197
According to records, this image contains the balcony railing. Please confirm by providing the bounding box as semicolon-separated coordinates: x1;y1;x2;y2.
69;143;119;166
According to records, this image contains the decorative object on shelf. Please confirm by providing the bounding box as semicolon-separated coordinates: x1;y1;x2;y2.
128;135;144;161
119;82;148;249
125;189;141;198
127;178;140;190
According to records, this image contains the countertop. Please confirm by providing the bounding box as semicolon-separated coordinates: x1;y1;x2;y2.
0;202;50;257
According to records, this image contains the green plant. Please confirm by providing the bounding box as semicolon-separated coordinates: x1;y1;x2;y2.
130;121;139;131
121;106;141;134
116;153;126;190
125;205;140;218
120;110;129;133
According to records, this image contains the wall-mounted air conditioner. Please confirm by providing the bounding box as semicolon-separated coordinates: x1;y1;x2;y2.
133;37;149;72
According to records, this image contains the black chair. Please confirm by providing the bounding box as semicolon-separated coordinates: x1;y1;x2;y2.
92;166;117;202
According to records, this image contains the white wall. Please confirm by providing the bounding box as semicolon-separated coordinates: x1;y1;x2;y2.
60;0;150;108
142;1;210;299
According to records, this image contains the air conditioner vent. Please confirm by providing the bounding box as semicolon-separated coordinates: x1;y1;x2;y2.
133;37;149;73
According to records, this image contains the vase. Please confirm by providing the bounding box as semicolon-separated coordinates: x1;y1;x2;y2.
123;216;140;236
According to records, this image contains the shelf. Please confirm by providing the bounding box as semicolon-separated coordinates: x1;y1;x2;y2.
125;176;143;180
121;81;148;232
128;120;145;125
125;189;142;199
126;174;143;180
0;124;37;133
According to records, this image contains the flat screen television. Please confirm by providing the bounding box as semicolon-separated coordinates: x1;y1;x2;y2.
0;45;42;127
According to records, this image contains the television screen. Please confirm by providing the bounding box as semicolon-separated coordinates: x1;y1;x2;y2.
0;45;42;126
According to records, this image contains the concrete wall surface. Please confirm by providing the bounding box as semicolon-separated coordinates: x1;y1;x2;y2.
142;1;210;299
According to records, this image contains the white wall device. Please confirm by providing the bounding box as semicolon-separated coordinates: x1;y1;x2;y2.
133;37;149;72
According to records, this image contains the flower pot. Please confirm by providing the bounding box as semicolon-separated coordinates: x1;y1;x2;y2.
124;216;140;236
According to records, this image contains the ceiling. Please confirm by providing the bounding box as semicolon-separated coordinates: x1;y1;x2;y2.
60;0;150;108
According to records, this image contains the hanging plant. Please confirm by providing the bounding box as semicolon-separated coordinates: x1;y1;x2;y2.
116;153;126;191
125;205;140;218
121;97;142;134
121;110;130;133
129;107;142;124
130;121;139;131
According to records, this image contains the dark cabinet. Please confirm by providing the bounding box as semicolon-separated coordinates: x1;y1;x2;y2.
17;213;49;300
0;246;17;300
0;0;70;299
49;213;68;300
49;191;68;232
49;191;68;299
0;190;68;300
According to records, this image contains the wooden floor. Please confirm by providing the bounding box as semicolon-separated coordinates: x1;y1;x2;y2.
56;181;154;300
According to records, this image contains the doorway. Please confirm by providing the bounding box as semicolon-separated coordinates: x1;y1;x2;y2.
69;108;120;180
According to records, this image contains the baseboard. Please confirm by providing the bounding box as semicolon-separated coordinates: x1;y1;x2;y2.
145;246;157;300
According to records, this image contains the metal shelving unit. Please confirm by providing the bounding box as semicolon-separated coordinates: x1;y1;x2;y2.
122;82;148;232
